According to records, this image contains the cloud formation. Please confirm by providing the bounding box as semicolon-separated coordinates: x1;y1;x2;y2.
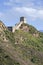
4;0;43;9
2;0;43;20
0;0;43;30
15;7;43;19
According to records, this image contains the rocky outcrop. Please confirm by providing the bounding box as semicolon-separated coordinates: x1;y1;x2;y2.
0;21;8;42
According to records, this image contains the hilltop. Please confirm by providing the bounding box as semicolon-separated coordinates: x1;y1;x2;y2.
0;18;43;65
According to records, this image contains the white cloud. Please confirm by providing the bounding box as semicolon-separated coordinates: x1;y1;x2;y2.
15;7;43;19
4;0;13;6
3;0;43;10
9;0;21;3
4;0;21;6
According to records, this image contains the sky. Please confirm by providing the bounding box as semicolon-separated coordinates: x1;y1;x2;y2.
0;0;43;30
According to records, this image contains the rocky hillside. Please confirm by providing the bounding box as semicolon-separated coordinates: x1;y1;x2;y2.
0;21;43;65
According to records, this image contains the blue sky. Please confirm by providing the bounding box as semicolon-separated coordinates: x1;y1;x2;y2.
0;0;43;30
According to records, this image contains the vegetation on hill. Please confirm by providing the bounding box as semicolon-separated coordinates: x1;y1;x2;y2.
20;23;38;34
0;22;43;65
0;47;20;65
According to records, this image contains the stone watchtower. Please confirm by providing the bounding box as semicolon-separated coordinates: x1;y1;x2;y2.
20;17;26;23
12;17;27;32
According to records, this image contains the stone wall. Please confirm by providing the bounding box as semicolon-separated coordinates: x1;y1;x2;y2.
7;17;27;32
7;26;14;32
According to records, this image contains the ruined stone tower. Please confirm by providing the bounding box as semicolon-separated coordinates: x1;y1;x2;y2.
12;17;27;32
20;17;26;23
8;17;27;32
